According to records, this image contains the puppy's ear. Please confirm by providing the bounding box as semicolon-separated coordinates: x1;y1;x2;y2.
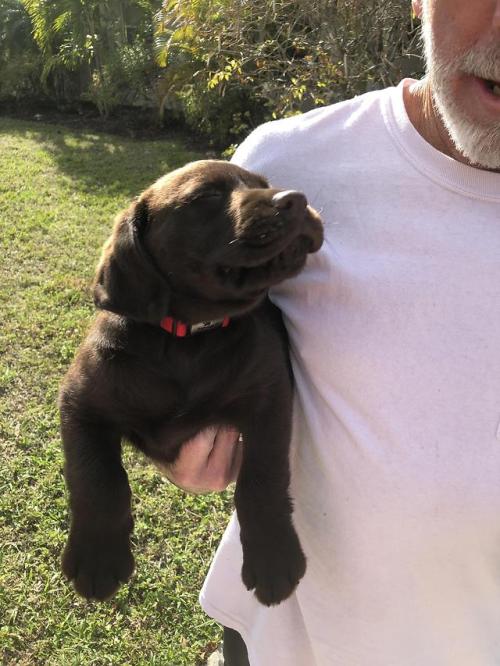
93;199;169;323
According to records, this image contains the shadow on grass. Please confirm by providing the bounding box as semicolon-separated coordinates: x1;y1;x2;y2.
0;116;207;199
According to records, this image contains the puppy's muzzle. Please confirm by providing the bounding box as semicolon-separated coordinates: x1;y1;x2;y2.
234;188;321;255
241;191;310;248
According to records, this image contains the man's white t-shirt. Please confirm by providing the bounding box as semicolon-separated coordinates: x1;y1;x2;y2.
200;80;500;665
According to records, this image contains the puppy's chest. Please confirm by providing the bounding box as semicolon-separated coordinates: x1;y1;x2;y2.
164;343;244;405
130;324;275;417
163;327;272;406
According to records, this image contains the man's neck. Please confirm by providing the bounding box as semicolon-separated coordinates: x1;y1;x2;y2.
404;78;500;174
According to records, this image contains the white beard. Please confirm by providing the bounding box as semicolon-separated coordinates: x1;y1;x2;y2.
422;12;500;170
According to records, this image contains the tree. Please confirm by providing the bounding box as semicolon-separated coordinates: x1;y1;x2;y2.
20;0;160;114
0;0;41;100
154;0;423;146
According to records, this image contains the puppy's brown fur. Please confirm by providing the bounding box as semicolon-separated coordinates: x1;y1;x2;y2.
59;160;323;606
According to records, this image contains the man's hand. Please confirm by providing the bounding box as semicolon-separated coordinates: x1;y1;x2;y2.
164;426;242;493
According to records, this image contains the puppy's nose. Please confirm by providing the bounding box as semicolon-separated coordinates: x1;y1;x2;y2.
272;190;307;215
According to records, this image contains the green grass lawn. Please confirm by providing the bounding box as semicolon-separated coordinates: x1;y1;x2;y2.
0;117;234;665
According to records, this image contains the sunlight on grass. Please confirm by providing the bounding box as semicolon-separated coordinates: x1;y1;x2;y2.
0;117;233;665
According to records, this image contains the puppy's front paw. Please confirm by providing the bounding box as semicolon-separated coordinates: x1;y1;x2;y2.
241;526;306;606
62;523;134;601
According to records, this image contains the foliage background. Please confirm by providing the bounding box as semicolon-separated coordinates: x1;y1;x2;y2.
1;0;424;147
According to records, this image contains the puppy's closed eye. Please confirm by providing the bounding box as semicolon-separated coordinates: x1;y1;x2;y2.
193;188;225;201
182;186;227;207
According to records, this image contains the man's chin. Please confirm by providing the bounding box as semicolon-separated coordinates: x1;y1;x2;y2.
432;82;500;170
445;121;500;170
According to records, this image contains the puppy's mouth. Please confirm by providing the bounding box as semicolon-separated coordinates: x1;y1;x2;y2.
215;233;315;290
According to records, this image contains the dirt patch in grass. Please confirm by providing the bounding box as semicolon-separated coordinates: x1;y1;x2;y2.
0;101;217;152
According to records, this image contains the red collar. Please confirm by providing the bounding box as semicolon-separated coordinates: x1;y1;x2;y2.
160;315;230;337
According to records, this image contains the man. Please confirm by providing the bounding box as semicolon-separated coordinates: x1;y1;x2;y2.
167;1;500;663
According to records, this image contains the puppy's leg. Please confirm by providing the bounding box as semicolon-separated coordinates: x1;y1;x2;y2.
60;411;134;600
235;384;306;606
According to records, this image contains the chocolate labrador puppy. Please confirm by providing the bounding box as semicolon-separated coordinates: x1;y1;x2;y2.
59;160;323;606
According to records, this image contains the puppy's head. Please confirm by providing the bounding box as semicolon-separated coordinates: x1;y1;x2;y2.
94;160;323;323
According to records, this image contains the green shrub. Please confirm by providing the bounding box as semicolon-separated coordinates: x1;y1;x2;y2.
83;41;158;117
0;53;44;101
155;0;424;146
176;77;264;147
2;1;424;145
